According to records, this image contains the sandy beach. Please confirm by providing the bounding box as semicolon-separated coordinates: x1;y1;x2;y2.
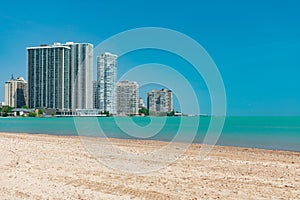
0;132;299;199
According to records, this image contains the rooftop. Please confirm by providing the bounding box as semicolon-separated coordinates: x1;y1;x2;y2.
27;42;93;50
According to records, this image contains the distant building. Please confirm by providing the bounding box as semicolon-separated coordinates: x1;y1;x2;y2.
27;42;93;111
5;75;27;108
139;97;145;109
0;102;5;107
12;108;34;117
92;80;97;109
147;89;173;114
97;52;117;114
116;81;139;115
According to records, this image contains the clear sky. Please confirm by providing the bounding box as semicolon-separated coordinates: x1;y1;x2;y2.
0;0;299;116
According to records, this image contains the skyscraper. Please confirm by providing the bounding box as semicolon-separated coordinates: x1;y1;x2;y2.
28;43;70;110
64;42;93;110
116;80;139;115
27;42;93;111
147;89;173;114
97;52;117;114
5;75;27;108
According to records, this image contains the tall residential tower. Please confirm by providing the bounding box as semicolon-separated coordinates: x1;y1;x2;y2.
27;42;93;111
97;52;117;114
64;42;93;110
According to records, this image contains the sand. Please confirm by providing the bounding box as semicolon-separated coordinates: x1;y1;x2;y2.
0;132;299;199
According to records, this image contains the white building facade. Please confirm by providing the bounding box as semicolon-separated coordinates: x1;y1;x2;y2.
97;52;117;114
64;42;93;110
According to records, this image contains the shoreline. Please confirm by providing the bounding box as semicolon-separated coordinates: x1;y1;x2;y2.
1;131;300;153
0;132;299;199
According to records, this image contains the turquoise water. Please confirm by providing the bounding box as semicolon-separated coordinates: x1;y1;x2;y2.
0;116;299;151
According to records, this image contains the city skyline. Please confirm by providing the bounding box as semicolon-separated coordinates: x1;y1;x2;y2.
1;71;175;116
2;43;176;116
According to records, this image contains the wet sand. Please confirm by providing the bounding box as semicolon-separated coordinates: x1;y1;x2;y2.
0;132;299;199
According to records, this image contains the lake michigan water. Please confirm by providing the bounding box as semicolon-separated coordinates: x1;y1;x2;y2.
0;116;299;152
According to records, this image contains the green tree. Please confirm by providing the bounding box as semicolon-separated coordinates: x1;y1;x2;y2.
21;105;29;109
139;107;149;116
167;110;175;116
0;106;14;117
99;111;110;116
28;112;36;117
38;109;43;116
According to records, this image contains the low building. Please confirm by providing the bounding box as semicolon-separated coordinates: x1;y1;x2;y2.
12;108;34;117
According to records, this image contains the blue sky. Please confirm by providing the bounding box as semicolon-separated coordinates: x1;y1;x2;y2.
0;0;300;115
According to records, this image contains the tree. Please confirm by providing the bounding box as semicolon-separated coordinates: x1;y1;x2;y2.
21;105;29;109
2;106;13;113
38;109;43;116
139;107;149;116
99;111;110;116
0;106;14;117
167;110;175;116
28;112;36;117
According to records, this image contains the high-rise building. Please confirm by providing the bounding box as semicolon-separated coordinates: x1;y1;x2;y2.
64;42;93;110
116;80;139;115
27;43;71;110
27;42;93;111
147;89;173;114
97;52;117;114
5;75;27;108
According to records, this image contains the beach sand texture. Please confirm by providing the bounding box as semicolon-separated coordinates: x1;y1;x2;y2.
0;132;299;199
